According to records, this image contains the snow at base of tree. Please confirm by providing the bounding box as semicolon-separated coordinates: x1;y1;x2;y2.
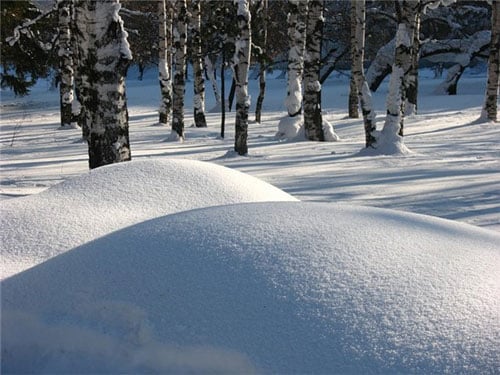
2;202;498;373
276;115;304;140
323;119;340;142
0;159;296;279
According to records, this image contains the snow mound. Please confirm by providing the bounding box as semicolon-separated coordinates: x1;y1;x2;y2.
0;159;296;279
323;119;340;141
2;202;499;374
276;115;304;140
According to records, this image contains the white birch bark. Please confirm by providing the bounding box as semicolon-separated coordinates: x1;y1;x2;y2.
158;0;173;126
204;56;222;107
190;0;207;127
303;0;325;141
378;0;419;154
351;0;377;148
74;0;132;169
170;0;187;140
284;0;307;118
233;0;251;155
483;0;499;122
57;0;74;128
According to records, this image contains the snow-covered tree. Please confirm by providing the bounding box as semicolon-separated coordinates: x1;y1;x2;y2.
351;0;377;148
233;0;252;155
1;1;58;96
303;0;325;141
378;0;420;154
57;0;74;128
483;0;499;122
74;0;132;169
170;0;188;140
158;0;173;126
348;1;360;119
190;0;207;128
276;0;307;139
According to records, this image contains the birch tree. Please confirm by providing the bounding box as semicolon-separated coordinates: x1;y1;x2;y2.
57;0;75;128
233;0;252;155
483;0;499;122
170;0;188;140
348;2;359;119
351;0;377;148
277;0;307;139
303;0;325;141
254;0;268;124
190;0;207;127
377;0;419;154
158;0;173;126
74;0;132;169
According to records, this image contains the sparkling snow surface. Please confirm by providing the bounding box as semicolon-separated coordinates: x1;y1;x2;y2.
2;202;499;373
0;158;296;279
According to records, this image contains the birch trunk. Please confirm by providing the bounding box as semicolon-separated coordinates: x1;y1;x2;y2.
255;0;268;124
233;0;251;155
348;2;359;119
303;0;325;141
74;0;132;169
170;0;187;140
190;0;207;127
379;0;418;152
351;0;376;148
57;0;74;128
483;0;499;122
205;56;222;106
285;0;307;117
158;0;173;126
405;8;421;116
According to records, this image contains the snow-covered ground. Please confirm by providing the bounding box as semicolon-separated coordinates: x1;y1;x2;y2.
1;67;498;230
1;66;500;373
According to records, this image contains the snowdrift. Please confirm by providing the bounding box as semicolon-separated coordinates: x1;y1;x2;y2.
0;158;297;279
2;202;499;373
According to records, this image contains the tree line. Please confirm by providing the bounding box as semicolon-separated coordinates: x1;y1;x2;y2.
1;0;498;169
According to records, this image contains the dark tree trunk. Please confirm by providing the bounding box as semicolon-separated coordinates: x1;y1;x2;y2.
254;0;268;124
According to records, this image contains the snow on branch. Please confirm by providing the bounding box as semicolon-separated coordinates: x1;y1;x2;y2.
6;4;57;47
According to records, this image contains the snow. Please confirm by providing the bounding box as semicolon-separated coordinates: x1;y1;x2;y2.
0;159;296;279
2;202;499;373
1;63;500;373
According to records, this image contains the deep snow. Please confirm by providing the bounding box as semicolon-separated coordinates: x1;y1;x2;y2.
1;63;500;373
1;66;498;230
2;202;499;373
0;158;296;279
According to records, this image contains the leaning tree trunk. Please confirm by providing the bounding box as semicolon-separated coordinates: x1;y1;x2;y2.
351;0;376;148
158;0;173;126
170;0;188;140
74;0;132;169
57;0;74;128
379;0;418;152
285;0;308;118
190;0;207;127
303;0;325;141
233;0;252;155
483;0;500;122
255;0;268;124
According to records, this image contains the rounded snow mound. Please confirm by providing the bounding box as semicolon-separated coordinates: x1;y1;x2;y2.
0;158;296;279
2;202;499;374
